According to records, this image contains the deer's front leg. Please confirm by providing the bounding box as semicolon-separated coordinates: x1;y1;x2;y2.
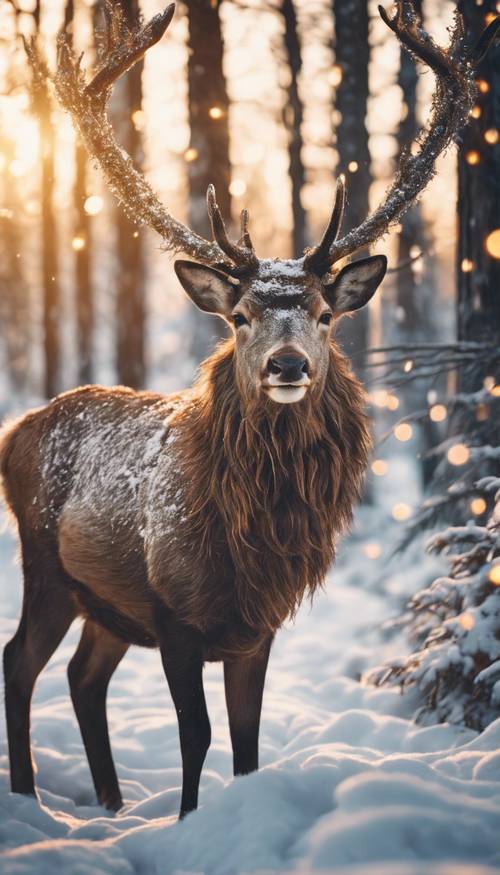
158;616;211;819
224;635;273;777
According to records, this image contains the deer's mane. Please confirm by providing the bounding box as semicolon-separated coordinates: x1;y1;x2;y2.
174;339;371;636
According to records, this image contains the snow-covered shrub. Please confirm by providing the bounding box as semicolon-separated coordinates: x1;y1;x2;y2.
371;477;500;730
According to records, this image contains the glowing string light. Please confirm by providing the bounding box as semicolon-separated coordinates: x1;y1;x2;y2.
429;404;447;422
371;459;388;476
394;423;413;442
447;444;470;466
470;497;486;515
485;229;500;259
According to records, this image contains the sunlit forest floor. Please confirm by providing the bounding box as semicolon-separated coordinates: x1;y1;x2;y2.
1;456;500;875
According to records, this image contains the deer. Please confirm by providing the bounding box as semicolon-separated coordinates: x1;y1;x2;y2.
2;1;498;820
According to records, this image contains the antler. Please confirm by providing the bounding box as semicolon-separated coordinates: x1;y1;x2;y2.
305;1;500;277
25;1;255;275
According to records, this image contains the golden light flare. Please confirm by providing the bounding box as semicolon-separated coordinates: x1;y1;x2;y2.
71;235;86;251
363;543;381;559
470;105;482;119
394;423;413;442
429;404;447;423
477;79;490;93
485;229;500;259
328;64;343;87
184;147;198;162
465;150;481;165
392;503;412;522
461;258;474;273
386;394;400;411
348;161;359;173
84;195;104;216
9;160;26;178
470;497;486;515
229;179;247;197
208;106;224;120
371;459;389;477
447;443;470;466
489;561;500;586
485;128;499;145
131;109;146;131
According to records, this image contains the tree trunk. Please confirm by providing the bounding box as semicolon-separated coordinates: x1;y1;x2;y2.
32;1;59;397
64;0;93;385
113;0;146;389
456;0;500;391
395;0;423;330
280;0;307;257
333;0;371;372
0;141;30;394
74;143;93;385
186;0;231;362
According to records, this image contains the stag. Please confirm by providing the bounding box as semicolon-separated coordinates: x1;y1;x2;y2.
2;2;498;819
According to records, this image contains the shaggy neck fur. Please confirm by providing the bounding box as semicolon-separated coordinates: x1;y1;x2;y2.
175;340;371;634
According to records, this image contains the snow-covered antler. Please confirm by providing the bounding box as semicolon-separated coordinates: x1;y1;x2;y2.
25;1;256;275
304;1;500;276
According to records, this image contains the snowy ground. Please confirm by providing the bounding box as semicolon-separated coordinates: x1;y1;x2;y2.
1;480;500;874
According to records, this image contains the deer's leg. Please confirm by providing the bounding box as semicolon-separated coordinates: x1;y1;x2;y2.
158;615;211;819
3;557;76;797
68;620;128;811
224;635;273;777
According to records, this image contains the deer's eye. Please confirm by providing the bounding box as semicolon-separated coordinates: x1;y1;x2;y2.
233;313;250;328
319;312;332;326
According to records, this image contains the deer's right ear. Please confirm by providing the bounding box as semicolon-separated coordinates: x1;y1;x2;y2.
174;260;237;317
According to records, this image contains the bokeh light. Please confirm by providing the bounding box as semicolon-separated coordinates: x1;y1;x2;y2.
394;423;413;442
447;444;470;466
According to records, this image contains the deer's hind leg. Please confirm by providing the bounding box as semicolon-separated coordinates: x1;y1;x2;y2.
68;620;128;810
3;542;77;797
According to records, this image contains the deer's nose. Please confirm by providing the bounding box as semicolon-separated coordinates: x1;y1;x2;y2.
266;351;309;383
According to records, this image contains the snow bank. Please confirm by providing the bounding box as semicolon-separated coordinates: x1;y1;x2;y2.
1;507;500;874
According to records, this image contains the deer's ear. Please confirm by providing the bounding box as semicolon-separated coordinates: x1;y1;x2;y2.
322;255;387;314
174;260;238;316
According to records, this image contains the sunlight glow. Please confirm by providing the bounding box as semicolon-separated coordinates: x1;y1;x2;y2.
84;195;104;216
489;562;500;586
229;179;247;197
72;236;86;251
209;106;224;120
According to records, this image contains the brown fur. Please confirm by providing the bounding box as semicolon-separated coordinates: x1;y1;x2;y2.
0;339;369;660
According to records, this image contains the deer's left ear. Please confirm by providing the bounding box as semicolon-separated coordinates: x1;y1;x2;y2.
174;260;238;316
322;254;387;314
